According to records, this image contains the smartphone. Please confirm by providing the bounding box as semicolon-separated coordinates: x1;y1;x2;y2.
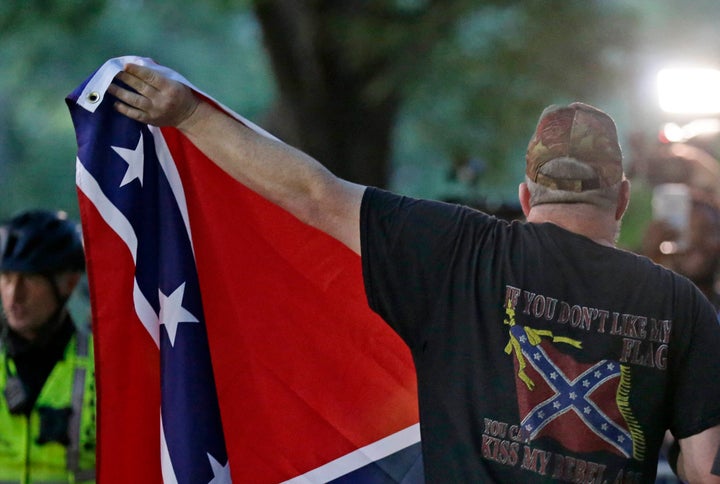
652;183;690;254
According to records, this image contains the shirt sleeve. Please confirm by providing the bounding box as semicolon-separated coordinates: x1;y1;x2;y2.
360;187;498;349
669;282;720;439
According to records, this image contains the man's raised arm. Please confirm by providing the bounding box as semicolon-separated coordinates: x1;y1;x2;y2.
108;63;365;255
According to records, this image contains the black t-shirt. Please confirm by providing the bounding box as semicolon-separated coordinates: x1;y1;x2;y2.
361;187;720;483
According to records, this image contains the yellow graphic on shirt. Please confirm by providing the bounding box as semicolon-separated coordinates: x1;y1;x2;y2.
618;364;646;460
502;293;645;461
503;300;582;390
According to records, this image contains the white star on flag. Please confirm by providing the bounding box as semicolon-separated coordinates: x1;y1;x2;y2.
207;453;232;484
159;282;199;346
112;132;145;187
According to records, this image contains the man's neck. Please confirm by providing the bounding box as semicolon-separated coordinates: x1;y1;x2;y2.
526;203;620;248
5;308;69;356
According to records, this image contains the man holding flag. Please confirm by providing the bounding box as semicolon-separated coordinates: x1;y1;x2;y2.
101;60;720;482
69;56;422;483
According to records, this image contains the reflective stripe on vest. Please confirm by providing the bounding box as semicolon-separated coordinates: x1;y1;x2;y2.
67;331;87;475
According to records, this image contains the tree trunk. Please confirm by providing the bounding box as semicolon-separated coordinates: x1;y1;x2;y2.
253;0;400;187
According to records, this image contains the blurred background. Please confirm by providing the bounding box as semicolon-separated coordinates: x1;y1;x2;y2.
3;0;720;251
5;3;719;480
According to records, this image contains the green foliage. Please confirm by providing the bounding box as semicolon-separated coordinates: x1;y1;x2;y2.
0;0;273;221
617;178;653;251
392;1;638;202
1;0;639;220
0;0;105;31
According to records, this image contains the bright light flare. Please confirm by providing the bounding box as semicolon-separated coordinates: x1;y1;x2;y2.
657;67;720;114
660;118;720;142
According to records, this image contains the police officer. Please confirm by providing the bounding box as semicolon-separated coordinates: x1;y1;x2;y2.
0;210;95;483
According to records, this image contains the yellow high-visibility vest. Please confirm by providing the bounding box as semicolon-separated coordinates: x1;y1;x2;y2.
0;331;95;484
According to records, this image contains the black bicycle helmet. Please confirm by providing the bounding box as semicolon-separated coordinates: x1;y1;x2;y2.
0;210;85;274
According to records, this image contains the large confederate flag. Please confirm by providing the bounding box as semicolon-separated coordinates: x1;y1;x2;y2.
67;56;422;483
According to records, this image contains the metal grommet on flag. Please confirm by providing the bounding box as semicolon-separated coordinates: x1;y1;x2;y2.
86;92;100;104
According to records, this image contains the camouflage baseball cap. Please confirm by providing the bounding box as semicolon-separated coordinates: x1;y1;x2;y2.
526;102;623;192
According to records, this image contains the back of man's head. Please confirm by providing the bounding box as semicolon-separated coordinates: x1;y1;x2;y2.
525;102;625;209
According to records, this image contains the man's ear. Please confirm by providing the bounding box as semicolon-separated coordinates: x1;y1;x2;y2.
519;182;532;218
616;179;631;221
